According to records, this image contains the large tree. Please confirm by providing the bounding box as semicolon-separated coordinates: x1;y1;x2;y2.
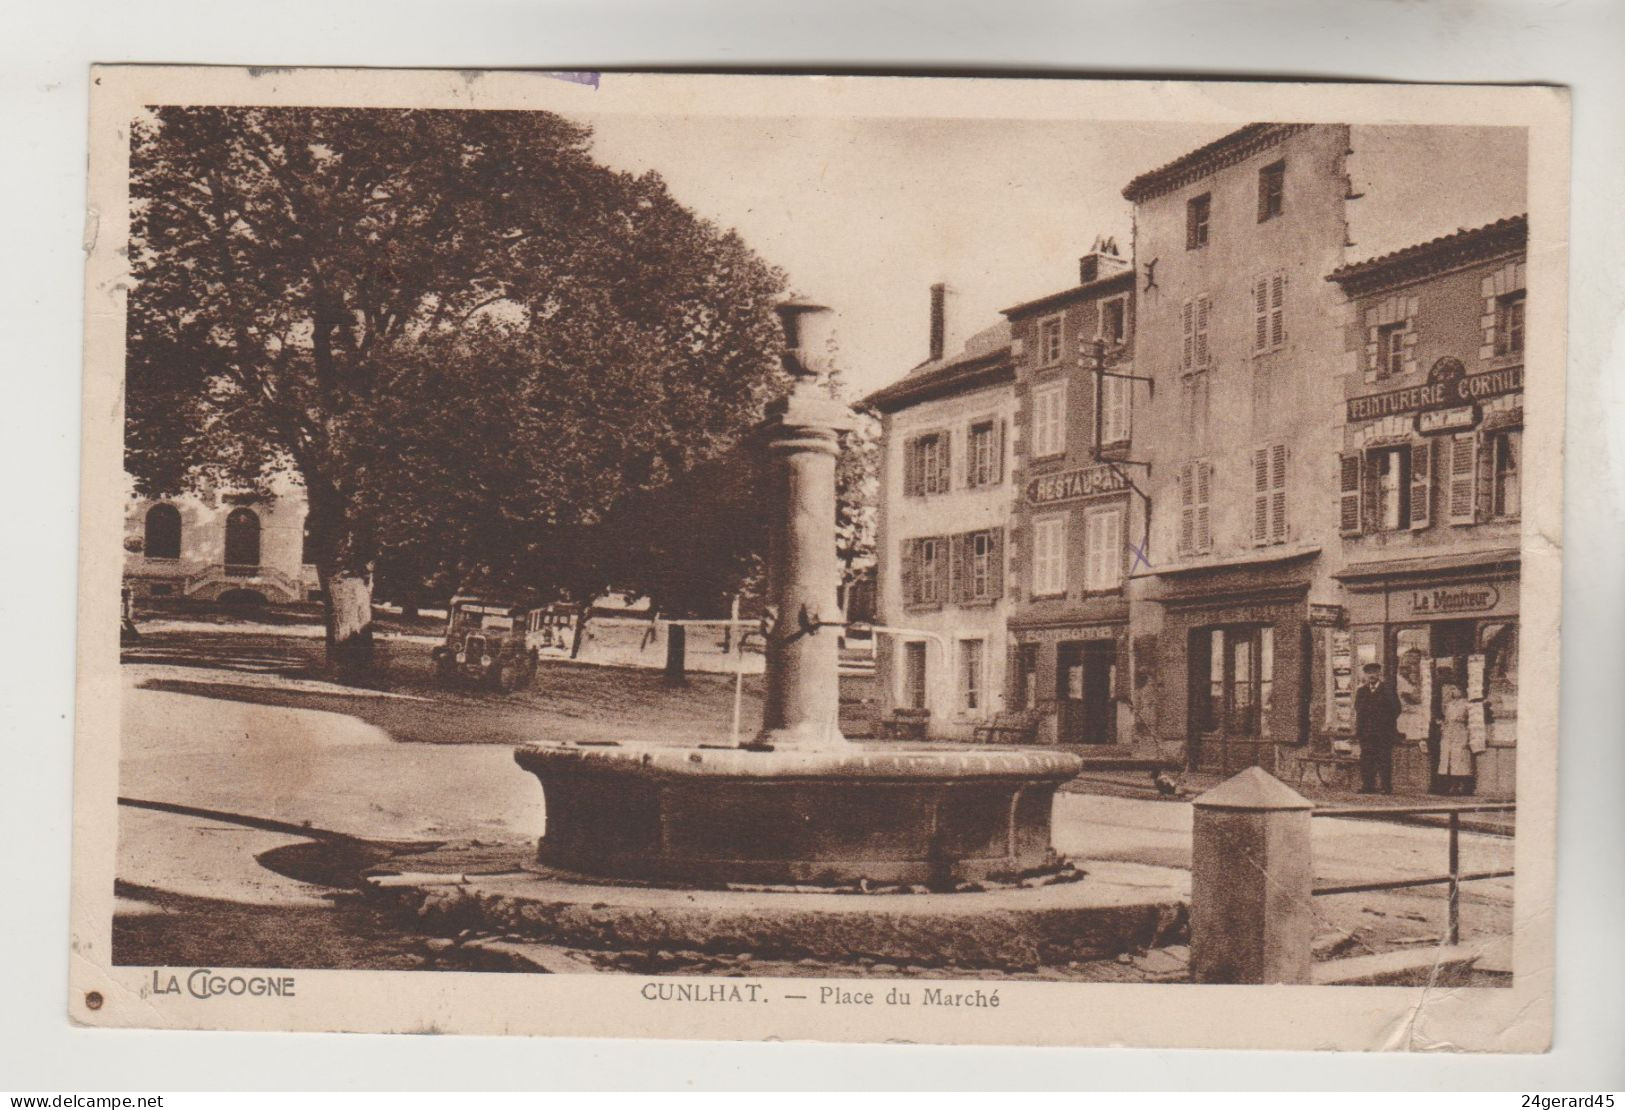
127;106;786;669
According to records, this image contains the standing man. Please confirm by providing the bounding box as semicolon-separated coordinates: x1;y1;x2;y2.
1354;662;1401;794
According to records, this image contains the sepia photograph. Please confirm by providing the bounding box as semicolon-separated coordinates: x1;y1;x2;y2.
68;67;1568;1051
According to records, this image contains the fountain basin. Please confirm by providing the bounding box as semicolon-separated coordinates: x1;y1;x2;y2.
513;743;1083;887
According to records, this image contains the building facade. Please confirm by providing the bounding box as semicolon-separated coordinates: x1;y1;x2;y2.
1324;216;1526;797
867;301;1017;741
124;476;321;604
1124;123;1356;776
1002;241;1150;750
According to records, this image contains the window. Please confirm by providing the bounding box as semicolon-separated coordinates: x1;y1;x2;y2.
1032;516;1066;597
1083;505;1124;592
904;641;927;710
1348;441;1432;534
1098;295;1128;346
1257;160;1285;222
1252;271;1287;353
1375;321;1407;379
1374;445;1409;531
904;536;946;607
1194;625;1276;736
1479;621;1518;721
959;639;984;712
950;529;1003;602
143;504;181;560
905;432;951;496
1490;428;1521;519
1495;291;1525;357
1251;444;1289;545
1181;294;1211;372
1016;644;1039;711
1032;381;1066;458
1186;192;1211;250
1037;315;1064;365
966;421;1001;488
1178;460;1212;556
1100;373;1132;447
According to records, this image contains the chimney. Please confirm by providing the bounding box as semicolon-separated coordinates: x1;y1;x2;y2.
1079;235;1129;285
929;283;947;362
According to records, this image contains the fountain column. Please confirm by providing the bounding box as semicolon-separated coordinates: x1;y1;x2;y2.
752;371;853;750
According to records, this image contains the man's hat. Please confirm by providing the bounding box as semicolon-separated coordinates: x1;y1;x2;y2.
1362;663;1383;674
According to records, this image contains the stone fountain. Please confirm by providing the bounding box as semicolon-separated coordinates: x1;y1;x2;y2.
515;301;1082;889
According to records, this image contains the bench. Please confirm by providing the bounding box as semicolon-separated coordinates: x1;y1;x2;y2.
1291;753;1363;790
972;709;1044;746
878;708;931;741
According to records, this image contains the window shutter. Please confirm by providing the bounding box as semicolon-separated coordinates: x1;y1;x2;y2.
1339;453;1362;536
1195;462;1212;552
935;536;951;601
1196;295;1211;367
995;419;1006;483
957;427;970;488
903;437;920;497
1253;277;1268;353
1269;272;1286;348
1114;635;1131;701
1252;447;1269;545
1270;443;1288;542
1105;509;1124;589
948;533;964;602
900;540;916;606
1179;463;1195;554
1475;433;1496;523
1447;433;1478;524
1409;441;1432;530
937;430;952;493
988;529;1004;599
1181;301;1194;371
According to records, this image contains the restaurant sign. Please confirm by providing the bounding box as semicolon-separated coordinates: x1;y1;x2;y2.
1347;357;1522;424
1026;465;1129;506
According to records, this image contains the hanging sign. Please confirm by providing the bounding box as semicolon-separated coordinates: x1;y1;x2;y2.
1308;602;1344;627
1415;403;1480;436
1026;465;1128;506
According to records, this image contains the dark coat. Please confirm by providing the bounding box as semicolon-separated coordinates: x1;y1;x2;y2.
1354;680;1402;741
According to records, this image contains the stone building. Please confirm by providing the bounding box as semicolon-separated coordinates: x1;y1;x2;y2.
866;287;1017;740
123;475;321;604
1000;240;1152;751
1123;123;1357;776
1323;216;1526;798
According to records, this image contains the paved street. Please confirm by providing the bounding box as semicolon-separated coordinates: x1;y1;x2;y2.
114;625;1514;975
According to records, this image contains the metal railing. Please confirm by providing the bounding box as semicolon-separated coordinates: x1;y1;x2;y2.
1310;802;1515;945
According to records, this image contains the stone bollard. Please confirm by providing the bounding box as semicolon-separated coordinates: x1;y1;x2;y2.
1190;766;1315;985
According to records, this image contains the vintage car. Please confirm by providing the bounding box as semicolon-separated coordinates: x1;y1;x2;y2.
430;597;544;692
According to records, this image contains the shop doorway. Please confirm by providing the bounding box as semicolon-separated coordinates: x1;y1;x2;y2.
1188;625;1277;775
1056;640;1116;745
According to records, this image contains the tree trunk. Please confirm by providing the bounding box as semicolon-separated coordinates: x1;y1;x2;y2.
570;611;589;659
665;623;688;686
322;566;376;679
303;476;377;678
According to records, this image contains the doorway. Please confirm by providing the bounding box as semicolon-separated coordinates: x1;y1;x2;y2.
1056;640;1116;745
223;508;261;573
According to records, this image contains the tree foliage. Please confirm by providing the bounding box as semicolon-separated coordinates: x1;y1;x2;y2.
127;106;788;661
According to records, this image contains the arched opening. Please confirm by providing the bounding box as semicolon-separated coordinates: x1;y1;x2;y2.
224;508;261;574
144;504;182;560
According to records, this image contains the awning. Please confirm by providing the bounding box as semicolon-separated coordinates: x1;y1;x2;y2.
1333;547;1520;584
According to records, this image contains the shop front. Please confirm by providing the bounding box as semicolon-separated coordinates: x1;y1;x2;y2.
1008;617;1130;749
1333;549;1519;798
1148;553;1318;776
